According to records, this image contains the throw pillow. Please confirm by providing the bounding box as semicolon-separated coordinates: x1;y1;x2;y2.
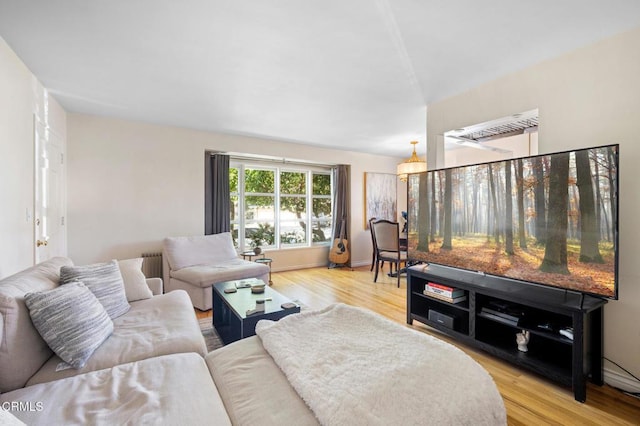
117;258;153;302
25;282;114;369
60;260;130;319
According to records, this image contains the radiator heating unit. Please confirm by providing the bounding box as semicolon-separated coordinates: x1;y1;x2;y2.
141;252;163;278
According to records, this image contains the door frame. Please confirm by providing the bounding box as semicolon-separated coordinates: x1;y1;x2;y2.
33;114;67;263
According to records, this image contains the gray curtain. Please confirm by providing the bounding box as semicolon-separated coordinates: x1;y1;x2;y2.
205;153;230;235
332;164;351;266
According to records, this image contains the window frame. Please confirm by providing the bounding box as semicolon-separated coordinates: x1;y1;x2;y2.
230;159;333;252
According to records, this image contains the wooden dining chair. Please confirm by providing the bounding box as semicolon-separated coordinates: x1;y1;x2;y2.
372;219;407;287
368;217;380;271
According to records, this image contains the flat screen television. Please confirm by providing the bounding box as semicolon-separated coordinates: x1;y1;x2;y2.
407;144;619;299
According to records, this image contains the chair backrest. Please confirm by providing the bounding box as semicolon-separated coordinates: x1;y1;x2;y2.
372;220;400;252
163;232;237;271
368;217;377;247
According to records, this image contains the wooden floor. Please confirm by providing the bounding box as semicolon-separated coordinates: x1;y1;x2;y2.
196;266;640;425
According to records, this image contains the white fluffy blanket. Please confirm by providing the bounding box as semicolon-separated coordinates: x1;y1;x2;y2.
256;303;506;426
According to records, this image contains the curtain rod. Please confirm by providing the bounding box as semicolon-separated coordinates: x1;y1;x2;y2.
223;153;336;169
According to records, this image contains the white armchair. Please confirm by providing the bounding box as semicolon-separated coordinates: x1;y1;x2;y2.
162;233;269;310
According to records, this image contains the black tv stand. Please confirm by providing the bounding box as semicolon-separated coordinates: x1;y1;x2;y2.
407;264;607;402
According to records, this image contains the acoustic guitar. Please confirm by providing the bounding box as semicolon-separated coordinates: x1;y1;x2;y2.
329;219;349;265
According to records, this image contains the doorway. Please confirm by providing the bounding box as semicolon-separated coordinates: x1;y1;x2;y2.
34;116;66;263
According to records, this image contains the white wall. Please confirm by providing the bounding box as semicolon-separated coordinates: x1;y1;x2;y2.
67;114;403;271
0;37;66;278
427;27;640;388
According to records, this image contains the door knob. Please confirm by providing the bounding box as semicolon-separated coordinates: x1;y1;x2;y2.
36;239;48;247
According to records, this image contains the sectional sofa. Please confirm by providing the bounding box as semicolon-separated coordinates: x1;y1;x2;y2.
0;257;231;424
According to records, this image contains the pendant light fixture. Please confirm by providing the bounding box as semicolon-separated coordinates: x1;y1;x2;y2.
397;141;427;182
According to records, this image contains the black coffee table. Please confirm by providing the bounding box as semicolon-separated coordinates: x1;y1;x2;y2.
212;279;300;344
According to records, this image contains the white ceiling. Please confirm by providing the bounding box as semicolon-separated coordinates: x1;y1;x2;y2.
1;1;639;157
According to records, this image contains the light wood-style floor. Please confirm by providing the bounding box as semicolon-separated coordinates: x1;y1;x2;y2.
196;266;640;425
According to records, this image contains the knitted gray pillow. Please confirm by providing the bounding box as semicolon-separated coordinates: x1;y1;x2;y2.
60;260;130;319
25;282;114;369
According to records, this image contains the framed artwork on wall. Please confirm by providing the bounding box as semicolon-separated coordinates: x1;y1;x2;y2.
364;172;397;229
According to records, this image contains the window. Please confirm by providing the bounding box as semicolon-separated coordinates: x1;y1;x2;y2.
279;171;306;246
230;160;333;251
311;173;332;242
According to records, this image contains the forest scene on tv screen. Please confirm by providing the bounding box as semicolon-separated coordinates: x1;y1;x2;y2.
407;145;618;298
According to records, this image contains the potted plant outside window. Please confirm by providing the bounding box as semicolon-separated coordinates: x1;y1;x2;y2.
250;234;262;255
248;223;275;255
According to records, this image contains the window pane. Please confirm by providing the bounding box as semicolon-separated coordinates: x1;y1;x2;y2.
313;173;331;195
231;223;239;248
245;196;274;221
229;167;238;193
312;198;332;243
281;171;306;195
230;195;239;222
313;198;332;217
245;169;274;193
280;196;306;245
245;222;275;248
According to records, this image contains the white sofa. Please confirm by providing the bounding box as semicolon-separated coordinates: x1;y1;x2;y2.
0;257;308;425
0;257;231;425
163;233;269;310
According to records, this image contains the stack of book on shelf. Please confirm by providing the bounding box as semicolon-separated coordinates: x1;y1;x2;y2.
423;282;467;304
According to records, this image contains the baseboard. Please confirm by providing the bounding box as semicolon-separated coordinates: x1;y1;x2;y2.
273;259;404;272
272;259;370;272
604;367;640;393
273;262;337;272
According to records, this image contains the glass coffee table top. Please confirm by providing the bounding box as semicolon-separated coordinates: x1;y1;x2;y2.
213;279;295;320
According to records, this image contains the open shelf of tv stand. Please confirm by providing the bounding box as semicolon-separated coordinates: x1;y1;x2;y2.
407;264;607;402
